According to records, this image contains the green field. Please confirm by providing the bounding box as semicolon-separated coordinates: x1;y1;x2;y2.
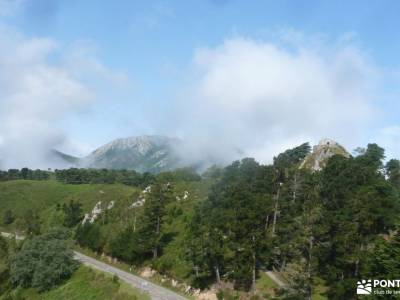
0;180;137;218
0;179;210;222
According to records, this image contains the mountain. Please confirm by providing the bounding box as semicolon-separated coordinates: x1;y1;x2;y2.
83;135;182;173
76;135;183;173
49;150;80;165
300;138;350;171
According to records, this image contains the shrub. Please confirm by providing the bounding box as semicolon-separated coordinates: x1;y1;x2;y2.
9;228;78;292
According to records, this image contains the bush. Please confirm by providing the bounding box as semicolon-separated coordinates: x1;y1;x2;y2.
112;274;120;284
9;228;78;292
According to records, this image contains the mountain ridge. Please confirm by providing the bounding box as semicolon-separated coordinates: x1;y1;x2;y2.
53;135;184;173
53;136;351;173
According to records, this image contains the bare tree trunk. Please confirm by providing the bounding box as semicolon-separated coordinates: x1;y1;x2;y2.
265;215;270;230
355;243;363;276
215;266;221;284
281;257;286;271
252;244;256;293
292;172;298;204
272;201;278;235
272;184;281;236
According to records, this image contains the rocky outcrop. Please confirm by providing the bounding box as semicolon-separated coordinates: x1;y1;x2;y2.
130;185;151;208
300;138;350;171
194;290;218;300
139;267;157;278
82;198;115;224
176;190;189;202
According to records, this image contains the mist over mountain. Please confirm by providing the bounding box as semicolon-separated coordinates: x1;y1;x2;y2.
52;135;186;173
50;136;351;174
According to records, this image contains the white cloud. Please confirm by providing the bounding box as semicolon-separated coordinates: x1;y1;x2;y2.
172;36;378;165
0;25;128;169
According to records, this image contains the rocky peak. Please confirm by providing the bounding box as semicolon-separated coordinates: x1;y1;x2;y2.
300;138;349;171
81;135;182;173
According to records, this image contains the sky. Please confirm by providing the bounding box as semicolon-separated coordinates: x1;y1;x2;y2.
0;0;399;168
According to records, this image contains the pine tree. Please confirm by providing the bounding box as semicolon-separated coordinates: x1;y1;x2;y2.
139;182;173;259
386;159;400;189
63;200;83;228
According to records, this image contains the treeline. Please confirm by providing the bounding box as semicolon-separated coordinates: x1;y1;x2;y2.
54;168;154;186
0;168;50;181
0;166;201;187
54;167;200;186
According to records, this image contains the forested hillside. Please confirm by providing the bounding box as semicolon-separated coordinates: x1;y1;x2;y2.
0;142;399;299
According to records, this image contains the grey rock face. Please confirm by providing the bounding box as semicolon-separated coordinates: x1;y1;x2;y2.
300;138;350;171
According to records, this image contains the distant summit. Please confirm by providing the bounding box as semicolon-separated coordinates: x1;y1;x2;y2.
300;139;350;171
82;135;183;173
53;135;184;173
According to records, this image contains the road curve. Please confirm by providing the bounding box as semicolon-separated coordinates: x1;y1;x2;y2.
74;251;188;300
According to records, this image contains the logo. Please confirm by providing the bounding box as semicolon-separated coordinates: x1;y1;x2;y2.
357;280;372;295
357;279;400;295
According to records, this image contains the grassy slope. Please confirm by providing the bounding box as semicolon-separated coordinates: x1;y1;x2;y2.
0;180;137;225
15;266;150;300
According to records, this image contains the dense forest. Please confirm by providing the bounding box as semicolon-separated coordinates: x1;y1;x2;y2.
1;143;400;299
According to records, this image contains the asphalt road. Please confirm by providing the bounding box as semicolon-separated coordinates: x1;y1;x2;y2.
74;251;188;300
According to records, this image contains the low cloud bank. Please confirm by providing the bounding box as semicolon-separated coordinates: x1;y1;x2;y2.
170;35;378;166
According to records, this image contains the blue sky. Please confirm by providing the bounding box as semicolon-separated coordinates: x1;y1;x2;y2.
0;0;399;167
